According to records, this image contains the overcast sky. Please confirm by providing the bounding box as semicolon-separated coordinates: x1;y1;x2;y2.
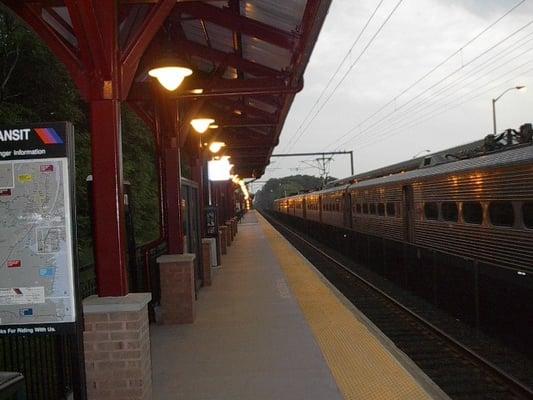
253;0;533;191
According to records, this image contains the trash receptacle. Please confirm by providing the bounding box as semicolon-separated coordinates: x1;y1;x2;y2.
0;372;26;400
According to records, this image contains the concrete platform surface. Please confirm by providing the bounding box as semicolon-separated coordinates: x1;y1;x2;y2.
151;211;343;400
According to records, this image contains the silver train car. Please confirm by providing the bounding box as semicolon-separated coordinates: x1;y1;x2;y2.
273;132;533;273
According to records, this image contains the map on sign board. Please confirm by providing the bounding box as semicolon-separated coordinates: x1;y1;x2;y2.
0;123;77;333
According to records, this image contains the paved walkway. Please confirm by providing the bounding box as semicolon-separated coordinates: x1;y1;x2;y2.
151;211;343;399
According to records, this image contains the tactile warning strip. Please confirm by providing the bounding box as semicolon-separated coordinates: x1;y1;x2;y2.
258;213;436;400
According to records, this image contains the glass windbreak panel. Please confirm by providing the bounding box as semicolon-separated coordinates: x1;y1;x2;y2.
523;202;533;229
386;202;396;216
378;203;385;216
441;202;458;222
424;202;439;220
463;202;483;224
489;201;514;227
370;203;376;214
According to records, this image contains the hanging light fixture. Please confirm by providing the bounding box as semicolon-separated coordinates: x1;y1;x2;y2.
148;22;193;91
208;141;225;154
190;118;215;134
149;65;192;91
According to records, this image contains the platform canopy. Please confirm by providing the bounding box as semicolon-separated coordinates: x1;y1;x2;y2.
4;0;331;178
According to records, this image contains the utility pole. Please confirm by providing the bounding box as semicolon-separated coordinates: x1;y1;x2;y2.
271;150;355;179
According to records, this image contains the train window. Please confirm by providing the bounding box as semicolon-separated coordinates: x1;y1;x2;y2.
522;202;533;229
378;203;385;216
386;202;396;217
370;203;377;214
489;201;514;227
356;204;362;213
441;202;458;222
363;203;369;214
424;202;439;220
463;202;483;224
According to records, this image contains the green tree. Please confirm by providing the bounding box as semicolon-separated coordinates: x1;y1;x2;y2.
0;6;160;265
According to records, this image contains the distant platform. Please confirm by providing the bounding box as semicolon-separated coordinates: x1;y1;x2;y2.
150;211;448;400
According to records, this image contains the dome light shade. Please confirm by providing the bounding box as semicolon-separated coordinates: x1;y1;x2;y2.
148;66;193;91
191;118;215;133
209;141;225;153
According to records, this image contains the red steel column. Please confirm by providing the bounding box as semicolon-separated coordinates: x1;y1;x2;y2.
89;1;129;296
192;151;205;237
91;100;128;296
163;142;184;254
156;93;184;255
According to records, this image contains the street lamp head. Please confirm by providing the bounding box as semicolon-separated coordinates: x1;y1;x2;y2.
516;85;526;92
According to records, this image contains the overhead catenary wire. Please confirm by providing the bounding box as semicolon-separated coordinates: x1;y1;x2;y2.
282;0;385;152
354;60;533;150
334;26;533;149
284;0;405;153
324;0;527;151
332;15;533;150
347;43;533;147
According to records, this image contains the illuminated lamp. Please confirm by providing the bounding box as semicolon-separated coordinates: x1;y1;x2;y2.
148;54;193;91
208;157;232;181
209;141;225;154
191;118;215;134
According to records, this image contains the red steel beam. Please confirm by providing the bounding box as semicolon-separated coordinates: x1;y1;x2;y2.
75;0;112;80
177;38;280;77
120;0;176;97
128;77;302;100
176;1;298;50
212;98;277;121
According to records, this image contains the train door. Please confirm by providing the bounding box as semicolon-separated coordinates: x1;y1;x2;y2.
343;191;352;228
318;195;323;223
402;185;415;242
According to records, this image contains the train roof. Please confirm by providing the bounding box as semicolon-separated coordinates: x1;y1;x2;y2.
348;143;533;190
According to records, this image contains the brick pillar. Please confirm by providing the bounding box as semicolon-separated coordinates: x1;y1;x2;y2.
83;293;152;400
156;254;196;324
219;226;227;255
201;239;212;286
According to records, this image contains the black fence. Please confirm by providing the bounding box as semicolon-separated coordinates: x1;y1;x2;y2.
273;211;533;360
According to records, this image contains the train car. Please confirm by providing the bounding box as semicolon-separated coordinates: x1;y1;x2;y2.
303;192;321;223
347;143;533;271
293;194;306;219
317;185;348;228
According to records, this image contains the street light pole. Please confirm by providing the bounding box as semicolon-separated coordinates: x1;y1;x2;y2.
492;85;526;134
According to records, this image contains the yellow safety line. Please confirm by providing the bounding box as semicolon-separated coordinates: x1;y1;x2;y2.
258;213;433;400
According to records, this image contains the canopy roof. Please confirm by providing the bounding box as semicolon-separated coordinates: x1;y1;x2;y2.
5;0;331;177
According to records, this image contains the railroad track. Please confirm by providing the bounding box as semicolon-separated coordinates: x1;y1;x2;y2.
261;211;533;400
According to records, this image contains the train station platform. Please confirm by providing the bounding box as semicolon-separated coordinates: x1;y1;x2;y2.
150;211;448;400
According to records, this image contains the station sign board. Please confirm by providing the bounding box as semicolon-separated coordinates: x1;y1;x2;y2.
0;122;79;335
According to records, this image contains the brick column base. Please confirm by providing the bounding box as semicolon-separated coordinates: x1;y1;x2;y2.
219;226;227;255
201;239;212;286
83;293;152;400
156;254;196;324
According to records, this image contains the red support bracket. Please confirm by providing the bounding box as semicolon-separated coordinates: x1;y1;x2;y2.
120;0;176;98
73;0;112;81
5;1;90;99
